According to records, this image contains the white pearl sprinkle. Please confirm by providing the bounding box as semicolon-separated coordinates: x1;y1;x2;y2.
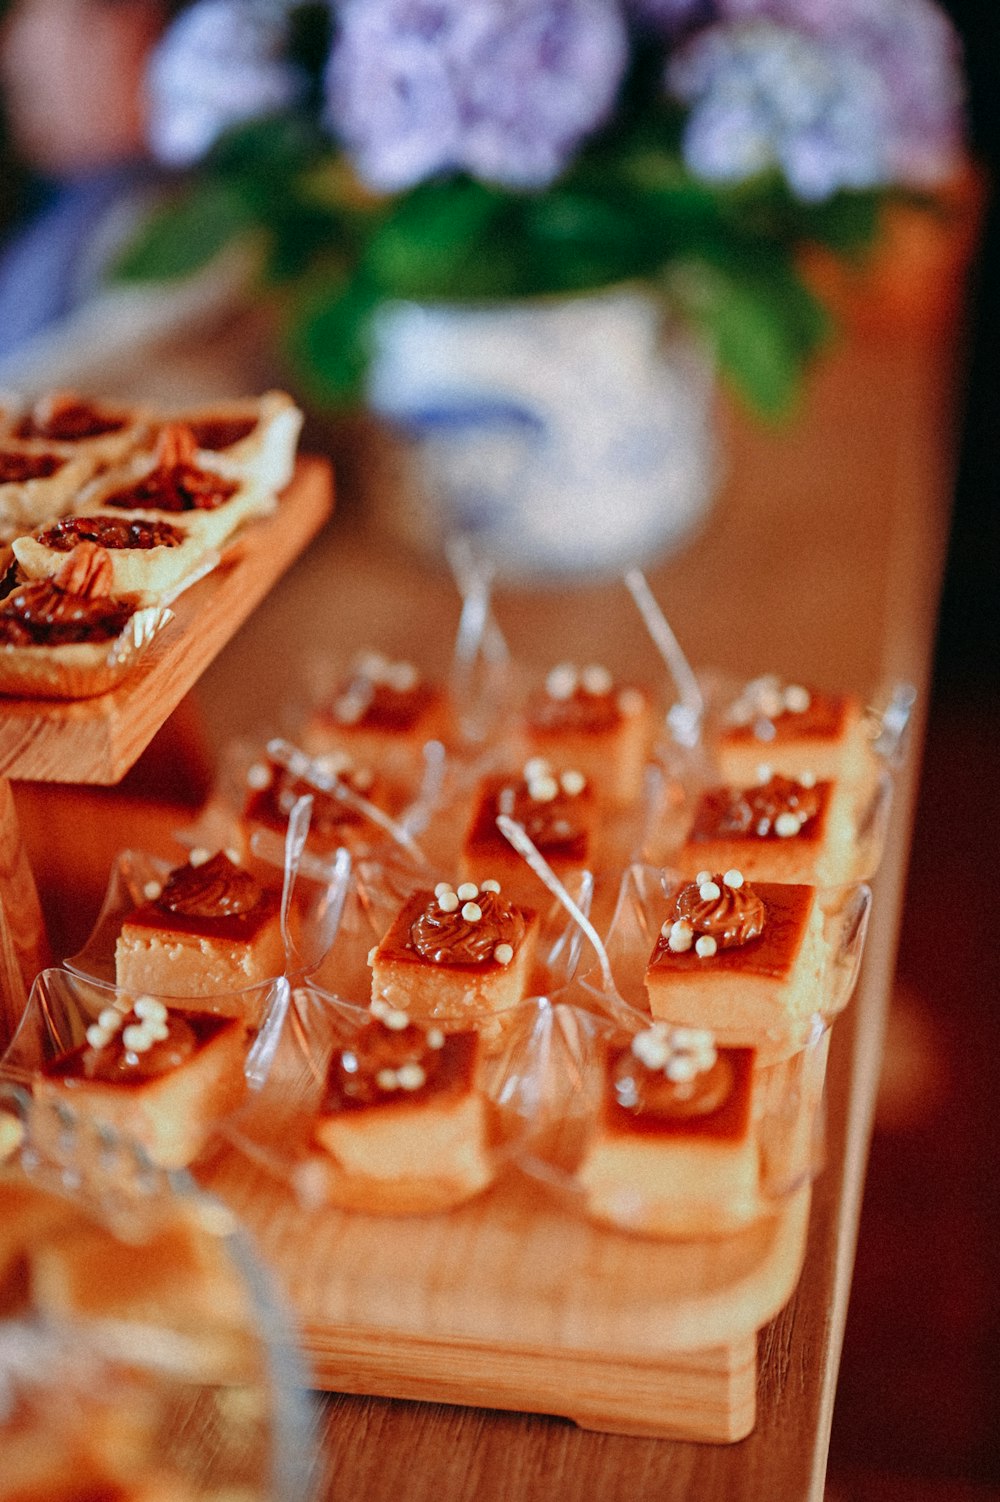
122;1024;152;1052
397;1062;426;1091
85;1025;110;1050
560;769;586;797
756;764;773;784
225;847;242;865
438;890;459;912
480;878;501;893
494;942;514;965
316;750;353;778
142;881;163;901
668;920;694;954
723;869;744;889
426;1028;445;1050
799;770;817;788
370;998;389;1020
581;664;612;696
376;1068;399;1092
386;661;419;693
632;1030;670;1071
695;935;718;959
699;880;721;901
147;1022;169;1043
528;774;558;803
98;1007;124;1031
356;650;388;680
775;812;802;838
523;757;550;780
695;870;712;885
246;762;271;790
784;684;811;713
456;882;479;901
133;996;167;1024
462;901;483;922
383;1007;410;1031
434;882;453;897
546;664;577;700
188;847;210;868
665;1054;699;1084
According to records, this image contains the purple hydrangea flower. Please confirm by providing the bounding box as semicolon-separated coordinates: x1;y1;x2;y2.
146;0;305;168
713;0;965;186
324;0;630;193
667;19;901;200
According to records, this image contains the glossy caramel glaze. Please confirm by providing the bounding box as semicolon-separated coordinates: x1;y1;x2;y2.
35;515;185;551
687;778;830;843
320;1018;477;1113
649;881;815;982
602;1041;755;1140
0;450;64;483
465;773;590;862
43;1010;235;1089
243;761;368;839
723;691;850;744
322;677;442;735
0;579;132;646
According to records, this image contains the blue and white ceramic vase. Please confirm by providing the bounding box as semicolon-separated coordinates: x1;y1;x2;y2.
366;286;719;583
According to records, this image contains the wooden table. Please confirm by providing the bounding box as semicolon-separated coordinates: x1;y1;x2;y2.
11;318;962;1497
177;323;960;1499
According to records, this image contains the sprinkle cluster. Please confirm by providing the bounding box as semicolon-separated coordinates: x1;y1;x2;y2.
335;651;420;724
433;879;514;963
630;1022;717;1084
728;674;811;728
662;868;747;958
544;662;643;717
354;1000;447;1094
521;756;586;802
85;995;170;1056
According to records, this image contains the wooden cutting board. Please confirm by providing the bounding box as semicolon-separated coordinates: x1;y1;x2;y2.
203;1153;810;1443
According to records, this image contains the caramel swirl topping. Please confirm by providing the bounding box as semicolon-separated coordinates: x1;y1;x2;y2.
36;514;184;552
655;870;765;960
705;773;822;839
323;1006;450;1109
106;423;238;514
408;881;525;966
156;851;264;919
612;1025;733;1121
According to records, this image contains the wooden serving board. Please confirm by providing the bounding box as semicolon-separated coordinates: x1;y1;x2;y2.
0;456;332;785
203;1156;811;1443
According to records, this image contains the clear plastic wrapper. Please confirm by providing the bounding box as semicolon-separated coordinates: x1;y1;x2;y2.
220;982;531;1216
0;600;174;699
496;998;831;1241
66;807;351;990
592;863;872;1064
0;968;291;1168
0;1080;317;1501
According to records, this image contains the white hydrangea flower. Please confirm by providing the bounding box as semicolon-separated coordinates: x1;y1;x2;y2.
146;0;305;168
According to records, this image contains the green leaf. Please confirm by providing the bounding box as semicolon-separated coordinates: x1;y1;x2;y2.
283;278;381;406
112;182;258;283
361;177;507;298
670;251;832;417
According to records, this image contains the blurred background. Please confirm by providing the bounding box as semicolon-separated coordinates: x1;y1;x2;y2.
1;3;997;1497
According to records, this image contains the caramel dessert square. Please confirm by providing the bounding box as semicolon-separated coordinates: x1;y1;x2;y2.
165;389;303;495
645;871;826;1060
0;442;97;541
115;850;285;998
578;1025;760;1238
32;995;248;1169
461;759;595;902
311;1006;494;1213
521;662;655;807
718;677;871;789
304;650;452;786
12;511;211;605
370;879;539;1024
681;770;857;886
241;750;391;859
75;423;272;551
